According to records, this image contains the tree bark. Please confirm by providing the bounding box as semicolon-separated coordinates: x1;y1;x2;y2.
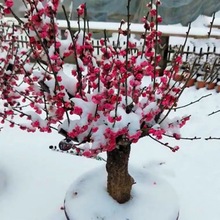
106;142;135;204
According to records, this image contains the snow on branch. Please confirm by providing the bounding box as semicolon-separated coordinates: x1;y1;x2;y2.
0;0;193;157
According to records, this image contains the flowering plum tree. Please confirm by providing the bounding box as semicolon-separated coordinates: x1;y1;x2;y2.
0;0;190;204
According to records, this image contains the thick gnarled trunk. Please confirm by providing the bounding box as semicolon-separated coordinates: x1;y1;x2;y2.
106;143;135;204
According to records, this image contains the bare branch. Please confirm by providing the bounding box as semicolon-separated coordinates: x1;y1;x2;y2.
9;8;25;25
181;22;191;55
208;109;220;116
163;134;201;140
62;5;84;98
174;93;212;110
148;135;179;152
49;144;106;161
208;12;216;38
125;0;132;106
205;136;220;140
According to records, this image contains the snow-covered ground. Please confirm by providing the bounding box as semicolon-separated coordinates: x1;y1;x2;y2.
1;86;220;220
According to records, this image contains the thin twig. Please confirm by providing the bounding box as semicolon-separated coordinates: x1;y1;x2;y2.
208;109;220;116
62;5;83;98
174;93;212;110
9;8;25;25
125;0;131;106
205;136;220;140
163;134;201;140
153;2;159;88
148;134;178;151
82;3;87;50
208;12;216;38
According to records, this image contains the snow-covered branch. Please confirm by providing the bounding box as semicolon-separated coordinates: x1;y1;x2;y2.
0;0;192;157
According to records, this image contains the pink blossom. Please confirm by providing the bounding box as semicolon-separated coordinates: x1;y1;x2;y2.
92;127;98;133
3;7;11;14
144;22;150;30
82;150;94;158
129;131;141;143
73;106;83;115
31;121;40;128
179;116;190;128
77;3;85;16
150;22;155;28
172;146;180;152
173;133;181;140
107;116;115;123
175;56;182;64
135;73;143;81
56;75;62;82
19;125;27;131
92;94;104;104
56;108;65;119
52;0;59;11
149;128;165;139
146;3;152;8
157;16;163;23
55;41;61;48
145;112;154;122
150;9;157;17
5;0;13;8
156;0;161;5
50;54;59;61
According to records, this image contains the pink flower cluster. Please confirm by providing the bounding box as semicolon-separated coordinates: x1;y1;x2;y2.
0;1;189;156
77;3;85;16
3;0;13;14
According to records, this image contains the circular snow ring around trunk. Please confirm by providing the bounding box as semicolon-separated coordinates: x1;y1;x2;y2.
64;166;179;220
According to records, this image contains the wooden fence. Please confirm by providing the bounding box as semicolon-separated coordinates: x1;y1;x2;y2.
2;17;220;91
1;17;220;67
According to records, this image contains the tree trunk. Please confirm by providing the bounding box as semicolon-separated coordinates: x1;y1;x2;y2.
106;142;135;204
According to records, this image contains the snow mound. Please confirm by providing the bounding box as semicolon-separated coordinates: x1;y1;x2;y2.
64;166;179;220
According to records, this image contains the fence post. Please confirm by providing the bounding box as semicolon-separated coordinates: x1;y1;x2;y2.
158;36;169;75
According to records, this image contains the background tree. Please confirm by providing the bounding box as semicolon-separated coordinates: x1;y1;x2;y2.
0;0;190;204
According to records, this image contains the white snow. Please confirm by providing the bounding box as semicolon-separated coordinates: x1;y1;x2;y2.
65;166;179;220
57;19;220;38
